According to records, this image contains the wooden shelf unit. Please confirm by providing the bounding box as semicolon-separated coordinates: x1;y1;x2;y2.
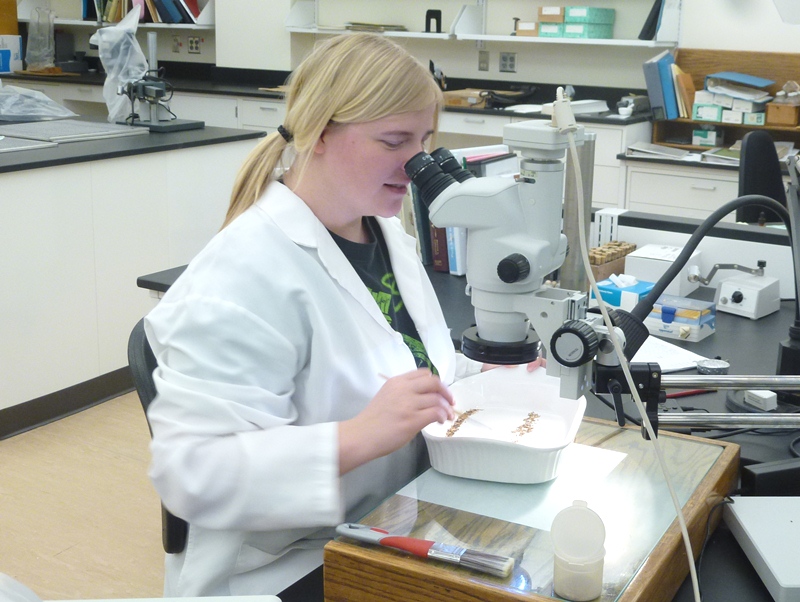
652;48;800;151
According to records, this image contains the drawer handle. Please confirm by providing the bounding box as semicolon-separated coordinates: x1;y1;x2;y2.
690;184;717;191
259;106;278;112
77;87;93;93
464;117;486;124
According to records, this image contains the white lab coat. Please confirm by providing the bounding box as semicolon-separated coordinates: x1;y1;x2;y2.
144;181;480;596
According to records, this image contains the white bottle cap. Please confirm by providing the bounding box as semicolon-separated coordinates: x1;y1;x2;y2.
551;500;606;601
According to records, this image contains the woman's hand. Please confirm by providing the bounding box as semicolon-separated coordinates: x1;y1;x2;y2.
338;369;454;475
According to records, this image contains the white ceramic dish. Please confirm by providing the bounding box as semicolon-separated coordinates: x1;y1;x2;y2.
422;366;586;484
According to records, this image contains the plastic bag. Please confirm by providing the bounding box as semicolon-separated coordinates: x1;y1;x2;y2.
0;574;42;602
0;85;77;121
25;7;56;71
89;7;147;123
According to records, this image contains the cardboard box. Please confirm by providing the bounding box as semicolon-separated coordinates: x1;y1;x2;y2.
692;103;723;122
563;23;613;38
744;111;766;126
694;89;715;105
722;109;744;124
538;22;564;37
692;128;723;147
564;7;615;24
624;244;701;297
0;35;22;74
712;93;734;108
538;6;565;22
766;102;800;126
515;22;538;36
732;98;767;113
443;89;489;109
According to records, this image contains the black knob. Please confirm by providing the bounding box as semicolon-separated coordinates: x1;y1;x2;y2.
497;253;530;283
731;290;744;304
550;320;599;367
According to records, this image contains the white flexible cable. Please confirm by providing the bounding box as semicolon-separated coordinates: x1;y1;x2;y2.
556;103;701;601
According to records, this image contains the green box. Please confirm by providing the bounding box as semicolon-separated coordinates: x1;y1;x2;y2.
564;7;615;24
692;103;723;122
562;22;613;38
744;112;766;126
538;22;564;37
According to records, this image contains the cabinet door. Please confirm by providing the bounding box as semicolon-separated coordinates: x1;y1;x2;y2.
169;92;239;128
216;0;291;70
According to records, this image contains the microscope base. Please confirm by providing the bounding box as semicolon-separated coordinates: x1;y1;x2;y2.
122;118;205;133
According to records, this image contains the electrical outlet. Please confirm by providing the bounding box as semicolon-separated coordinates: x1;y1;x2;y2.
499;52;516;73
188;37;201;54
478;50;489;72
172;36;181;53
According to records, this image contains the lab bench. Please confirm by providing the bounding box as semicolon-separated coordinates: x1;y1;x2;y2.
136;262;796;602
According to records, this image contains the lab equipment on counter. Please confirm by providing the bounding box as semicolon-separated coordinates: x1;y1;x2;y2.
644;294;716;342
689;259;781;320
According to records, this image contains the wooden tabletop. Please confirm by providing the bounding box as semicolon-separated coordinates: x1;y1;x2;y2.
324;417;739;602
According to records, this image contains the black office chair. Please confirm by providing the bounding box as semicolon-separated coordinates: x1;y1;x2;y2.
736;129;788;223
128;318;189;554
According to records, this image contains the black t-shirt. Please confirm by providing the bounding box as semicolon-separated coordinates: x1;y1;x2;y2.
330;217;437;374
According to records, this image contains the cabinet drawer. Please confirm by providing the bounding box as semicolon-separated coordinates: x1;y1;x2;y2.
439;112;510;137
239;99;286;131
627;168;738;221
169;93;239;129
60;84;105;103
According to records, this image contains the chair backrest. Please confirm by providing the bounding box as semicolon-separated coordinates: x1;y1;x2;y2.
737;130;788;223
128;318;189;554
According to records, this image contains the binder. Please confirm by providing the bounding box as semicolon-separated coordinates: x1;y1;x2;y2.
657;50;679;120
643;50;669;121
177;0;200;22
153;0;182;23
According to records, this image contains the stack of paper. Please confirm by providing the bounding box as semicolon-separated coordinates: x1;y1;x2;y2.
702;140;796;166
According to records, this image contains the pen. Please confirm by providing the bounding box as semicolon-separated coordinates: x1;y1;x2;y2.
666;389;716;399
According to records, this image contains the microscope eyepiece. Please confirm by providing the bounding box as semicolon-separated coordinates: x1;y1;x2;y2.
404;151;459;207
430;147;476;183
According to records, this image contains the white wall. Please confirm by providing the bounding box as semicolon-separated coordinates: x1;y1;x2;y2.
681;0;800;52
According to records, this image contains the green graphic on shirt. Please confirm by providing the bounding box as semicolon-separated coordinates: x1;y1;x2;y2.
369;271;436;375
403;333;436;372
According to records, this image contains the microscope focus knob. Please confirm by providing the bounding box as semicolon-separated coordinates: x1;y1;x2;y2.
550;321;599;367
731;290;744;304
497;253;530;283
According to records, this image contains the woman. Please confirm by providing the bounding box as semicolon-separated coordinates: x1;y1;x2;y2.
145;33;507;597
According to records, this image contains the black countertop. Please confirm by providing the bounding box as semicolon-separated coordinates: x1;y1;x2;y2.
4;65;651;126
0;124;265;174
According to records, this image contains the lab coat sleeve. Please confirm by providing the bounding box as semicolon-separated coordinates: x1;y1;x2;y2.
145;295;344;533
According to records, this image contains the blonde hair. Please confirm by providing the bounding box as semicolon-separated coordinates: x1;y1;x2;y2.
222;33;444;228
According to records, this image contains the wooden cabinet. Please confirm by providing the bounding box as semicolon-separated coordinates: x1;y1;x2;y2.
651;49;800;151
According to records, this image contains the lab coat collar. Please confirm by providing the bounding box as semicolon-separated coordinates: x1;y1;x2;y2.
254;182;425;340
